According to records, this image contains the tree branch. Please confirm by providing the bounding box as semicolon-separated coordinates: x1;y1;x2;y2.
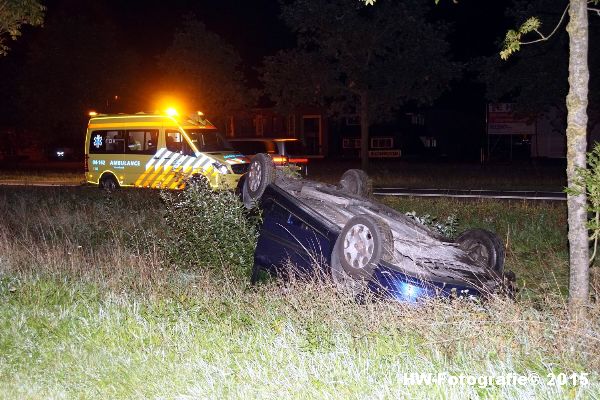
589;7;600;16
501;4;570;59
522;4;570;45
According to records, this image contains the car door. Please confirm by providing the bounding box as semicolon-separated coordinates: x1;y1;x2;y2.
125;129;158;186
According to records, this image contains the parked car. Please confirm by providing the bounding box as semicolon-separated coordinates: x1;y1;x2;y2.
228;138;309;175
242;153;514;302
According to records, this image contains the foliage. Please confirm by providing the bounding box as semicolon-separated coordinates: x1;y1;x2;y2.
500;17;542;60
264;0;457;118
494;0;596;309
566;143;600;264
0;0;44;55
405;210;459;238
160;183;260;274
262;0;458;169
483;0;600;132
159;17;251;117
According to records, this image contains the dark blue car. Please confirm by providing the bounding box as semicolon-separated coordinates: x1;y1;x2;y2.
243;154;512;303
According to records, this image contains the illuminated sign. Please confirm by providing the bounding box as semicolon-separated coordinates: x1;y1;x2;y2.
369;150;401;158
488;103;536;136
93;134;103;148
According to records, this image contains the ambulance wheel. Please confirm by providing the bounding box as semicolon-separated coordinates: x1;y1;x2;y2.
456;229;505;275
243;153;275;208
99;174;119;191
338;169;371;197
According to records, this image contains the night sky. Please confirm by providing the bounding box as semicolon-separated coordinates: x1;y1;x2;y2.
0;0;516;146
14;0;512;86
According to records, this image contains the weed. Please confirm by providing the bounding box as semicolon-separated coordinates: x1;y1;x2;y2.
405;210;459;238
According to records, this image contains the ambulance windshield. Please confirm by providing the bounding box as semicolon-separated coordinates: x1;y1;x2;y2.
186;129;233;152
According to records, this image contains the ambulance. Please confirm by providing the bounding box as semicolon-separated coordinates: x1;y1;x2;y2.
85;111;249;190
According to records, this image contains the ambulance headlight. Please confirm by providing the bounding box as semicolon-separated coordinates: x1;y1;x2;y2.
212;161;229;174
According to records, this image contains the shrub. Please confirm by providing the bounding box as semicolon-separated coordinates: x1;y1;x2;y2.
160;183;260;275
568;142;600;264
405;210;459;238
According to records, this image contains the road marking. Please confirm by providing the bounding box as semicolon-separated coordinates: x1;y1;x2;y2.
0;182;81;187
373;189;566;201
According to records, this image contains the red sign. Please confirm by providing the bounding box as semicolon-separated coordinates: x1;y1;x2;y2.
488;103;535;135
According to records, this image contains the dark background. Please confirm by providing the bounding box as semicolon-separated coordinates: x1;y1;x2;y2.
0;0;548;162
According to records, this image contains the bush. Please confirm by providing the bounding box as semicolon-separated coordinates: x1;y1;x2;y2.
568;142;600;264
160;183;260;275
405;210;459;238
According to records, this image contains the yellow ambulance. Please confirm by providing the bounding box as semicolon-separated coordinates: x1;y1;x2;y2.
85;112;249;190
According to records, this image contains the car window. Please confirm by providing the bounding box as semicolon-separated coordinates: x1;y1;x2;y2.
186;129;233;152
126;130;158;154
166;130;194;156
89;130;124;154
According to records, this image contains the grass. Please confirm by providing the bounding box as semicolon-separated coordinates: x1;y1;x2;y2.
0;186;598;399
0;169;83;185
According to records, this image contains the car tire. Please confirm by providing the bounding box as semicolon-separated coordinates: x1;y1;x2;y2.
338;169;371;197
455;228;505;275
335;214;394;281
99;174;119;191
243;153;275;207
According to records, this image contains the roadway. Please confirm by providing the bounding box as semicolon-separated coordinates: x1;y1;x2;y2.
0;180;566;201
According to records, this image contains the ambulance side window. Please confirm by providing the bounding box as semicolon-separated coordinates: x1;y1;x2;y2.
89;130;124;154
126;130;158;154
105;131;125;154
166;130;193;156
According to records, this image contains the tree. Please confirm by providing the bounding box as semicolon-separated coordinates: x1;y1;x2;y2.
479;0;600;142
159;17;250;118
262;0;458;170
0;0;44;55
500;0;594;314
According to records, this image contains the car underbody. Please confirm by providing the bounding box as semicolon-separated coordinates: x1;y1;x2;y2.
243;153;513;302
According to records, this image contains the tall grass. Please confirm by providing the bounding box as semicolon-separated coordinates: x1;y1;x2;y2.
0;187;598;399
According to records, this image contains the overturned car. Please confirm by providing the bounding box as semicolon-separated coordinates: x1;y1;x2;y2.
242;154;514;302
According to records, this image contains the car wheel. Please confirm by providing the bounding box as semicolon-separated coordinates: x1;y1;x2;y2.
335;214;393;282
338;169;370;197
455;228;505;275
99;174;119;191
243;153;275;207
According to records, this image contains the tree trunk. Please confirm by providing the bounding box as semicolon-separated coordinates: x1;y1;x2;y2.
360;92;369;171
566;0;590;314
